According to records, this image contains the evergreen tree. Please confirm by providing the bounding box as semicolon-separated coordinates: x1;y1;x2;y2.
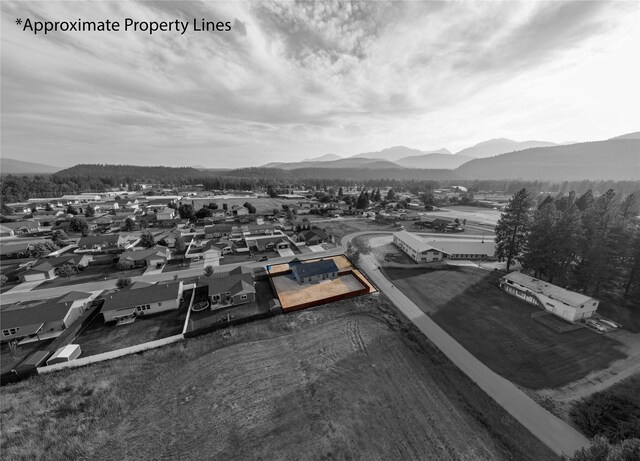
494;188;533;272
386;188;395;201
123;217;135;232
69;216;89;235
140;232;156;249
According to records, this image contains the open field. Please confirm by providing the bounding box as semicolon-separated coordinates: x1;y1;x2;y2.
1;296;558;461
430;206;503;226
74;297;189;357
384;267;626;389
314;218;393;239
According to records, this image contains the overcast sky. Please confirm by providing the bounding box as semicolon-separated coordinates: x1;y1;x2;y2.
1;1;639;168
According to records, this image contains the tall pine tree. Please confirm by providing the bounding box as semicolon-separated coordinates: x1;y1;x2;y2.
495;188;533;272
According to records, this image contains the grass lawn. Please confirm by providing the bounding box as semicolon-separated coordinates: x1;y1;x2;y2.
74;298;189;357
1;295;558;461
187;280;276;332
0;339;54;375
316;218;392;239
384;266;627;390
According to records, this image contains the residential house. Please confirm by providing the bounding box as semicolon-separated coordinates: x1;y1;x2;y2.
500;272;599;322
0;224;15;237
244;223;276;236
2;220;41;235
291;259;339;284
19;262;56;282
1;301;84;343
0;242;36;259
117;246;170;269
246;234;291;253
295;229;330;246
212;238;235;255
204;224;234;239
101;281;184;323
203;271;255;307
156;207;176;221
232;205;249;217
77;234;126;252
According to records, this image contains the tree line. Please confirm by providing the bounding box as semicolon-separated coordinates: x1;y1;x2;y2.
495;188;640;299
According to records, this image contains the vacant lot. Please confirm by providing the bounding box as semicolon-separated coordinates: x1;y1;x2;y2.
384;267;626;389
315;218;393;240
1;296;557;461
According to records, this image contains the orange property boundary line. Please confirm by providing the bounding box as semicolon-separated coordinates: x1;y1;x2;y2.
267;254;377;313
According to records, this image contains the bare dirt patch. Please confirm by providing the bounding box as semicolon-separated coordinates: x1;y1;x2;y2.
1;296;557;461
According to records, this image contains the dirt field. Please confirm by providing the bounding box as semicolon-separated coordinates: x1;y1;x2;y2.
384;267;627;389
1;296;557;461
269;255;376;310
314;218;393;239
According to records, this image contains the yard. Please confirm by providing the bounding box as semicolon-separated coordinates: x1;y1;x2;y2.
74;296;190;357
0;339;54;375
384;266;627;389
1;296;557;461
186;280;277;332
34;264;145;290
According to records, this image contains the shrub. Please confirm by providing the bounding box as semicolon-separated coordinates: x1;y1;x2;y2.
570;393;640;443
116;277;131;289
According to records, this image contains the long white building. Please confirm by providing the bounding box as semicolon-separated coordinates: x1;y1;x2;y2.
393;231;496;262
499;272;599;322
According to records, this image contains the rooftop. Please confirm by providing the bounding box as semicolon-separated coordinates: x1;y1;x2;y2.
101;281;182;312
291;259;339;278
502;272;596;308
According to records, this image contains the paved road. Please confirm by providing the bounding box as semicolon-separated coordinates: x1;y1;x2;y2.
343;231;589;457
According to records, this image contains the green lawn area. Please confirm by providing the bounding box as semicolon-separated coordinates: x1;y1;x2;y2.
0;296;557;461
74;297;190;357
316;218;393;240
384;267;627;390
1;339;54;375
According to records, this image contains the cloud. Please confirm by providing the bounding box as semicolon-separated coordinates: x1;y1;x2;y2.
1;0;638;167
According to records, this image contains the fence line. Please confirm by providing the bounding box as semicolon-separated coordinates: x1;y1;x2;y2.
37;334;184;374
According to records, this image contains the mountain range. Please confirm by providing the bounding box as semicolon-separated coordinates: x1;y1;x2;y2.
1;158;61;175
2;133;638;181
262;138;564;171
